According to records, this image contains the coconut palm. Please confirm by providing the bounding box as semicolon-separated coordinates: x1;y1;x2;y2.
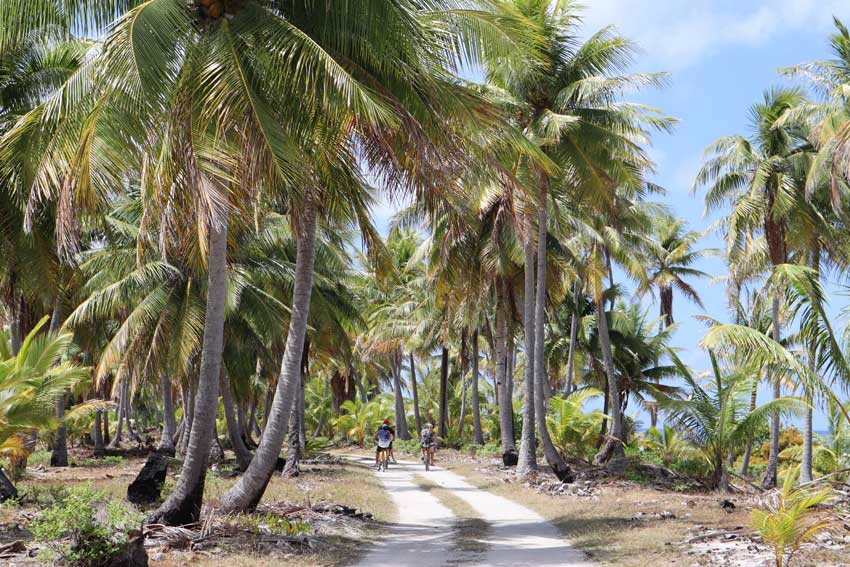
696;86;812;488
481;0;672;478
634;215;712;328
0;316;91;496
661;351;802;491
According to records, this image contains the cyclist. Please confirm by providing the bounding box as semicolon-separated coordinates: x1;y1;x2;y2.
419;422;437;469
374;423;394;470
382;419;398;463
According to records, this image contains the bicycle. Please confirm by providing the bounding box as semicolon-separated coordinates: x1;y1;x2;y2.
377;442;391;471
421;443;435;471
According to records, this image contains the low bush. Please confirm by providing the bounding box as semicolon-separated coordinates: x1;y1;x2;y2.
31;484;144;567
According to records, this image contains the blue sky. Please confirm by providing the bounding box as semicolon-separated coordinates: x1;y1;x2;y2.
372;1;850;431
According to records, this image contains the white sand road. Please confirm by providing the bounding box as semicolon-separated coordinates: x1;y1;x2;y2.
347;456;592;567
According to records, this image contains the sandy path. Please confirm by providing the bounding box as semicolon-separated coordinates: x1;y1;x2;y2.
349;456;458;567
351;456;592;567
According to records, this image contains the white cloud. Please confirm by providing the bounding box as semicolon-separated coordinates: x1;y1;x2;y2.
580;0;850;70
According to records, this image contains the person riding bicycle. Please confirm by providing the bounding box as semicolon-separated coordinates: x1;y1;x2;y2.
374;423;394;469
420;422;437;467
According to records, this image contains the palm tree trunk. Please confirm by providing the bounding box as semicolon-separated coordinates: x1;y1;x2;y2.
218;196;317;514
517;227;538;477
283;349;309;478
148;206;229;526
157;373;176;456
93;409;105;458
49;299;68;467
392;351;411;440
409;353;422;434
800;341;815;484
739;376;759;475
564;321;577;395
176;381;194;457
471;329;485;445
761;292;782;490
457;333;469;437
532;199;572;481
438;346;449;438
109;381;125;449
593;290;626;472
221;369;253;471
496;281;516;457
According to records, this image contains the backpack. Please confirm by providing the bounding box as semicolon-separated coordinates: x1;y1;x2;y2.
377;428;392;448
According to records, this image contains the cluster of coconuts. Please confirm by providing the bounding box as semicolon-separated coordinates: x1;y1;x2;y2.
197;0;225;18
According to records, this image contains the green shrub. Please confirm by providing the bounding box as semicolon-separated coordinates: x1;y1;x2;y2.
31;485;143;567
393;438;421;455
232;512;310;536
69;455;126;468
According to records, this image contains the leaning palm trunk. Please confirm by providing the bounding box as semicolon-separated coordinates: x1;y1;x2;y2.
495;282;516;457
471;329;484;445
149;209;229;526
157;373;176;455
410;354;422;433
218;198;318;514
593;292;627;472
761;293;782;490
532;201;572;481
221;370;253;471
517;229;538;477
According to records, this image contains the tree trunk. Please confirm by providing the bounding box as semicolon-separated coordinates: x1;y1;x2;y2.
176;381;195;457
283;342;309;479
517;227;538;477
471;329;484;445
739;375;759;475
221;370;253;471
148;206;229;526
496;281;516;457
409;353;422;434
217;196;317;514
761;292;782;490
660;284;674;327
565;283;580;396
392;351;411;440
593;290;626;472
532;200;572;481
457;332;469;437
438;346;449;438
157;374;176;455
109;381;126;449
50;300;68;466
93;409;105;458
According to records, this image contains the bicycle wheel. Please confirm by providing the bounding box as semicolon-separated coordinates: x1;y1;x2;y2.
424;453;429;471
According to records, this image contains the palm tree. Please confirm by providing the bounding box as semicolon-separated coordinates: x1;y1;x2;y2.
482;0;672;478
634;214;712;328
0;316;91;497
696;87;812;488
661;351;801;491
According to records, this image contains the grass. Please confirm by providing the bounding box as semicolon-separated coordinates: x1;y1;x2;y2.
5;452;395;567
451;461;753;566
451;461;849;567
